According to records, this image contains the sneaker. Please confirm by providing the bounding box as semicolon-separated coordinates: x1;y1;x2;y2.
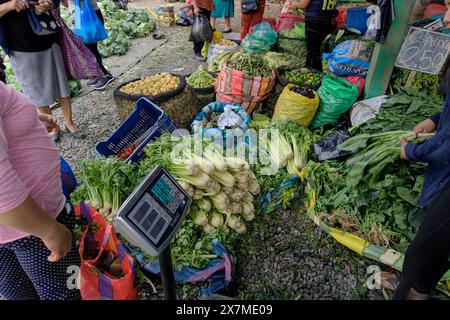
87;78;99;86
94;74;115;90
193;54;206;62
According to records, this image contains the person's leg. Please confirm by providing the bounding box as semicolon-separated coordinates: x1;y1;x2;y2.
240;13;252;40
193;9;212;58
211;17;217;30
0;246;39;300
13;208;81;300
85;42;108;75
305;18;333;72
59;96;81;134
224;17;232;31
393;187;450;300
251;1;266;26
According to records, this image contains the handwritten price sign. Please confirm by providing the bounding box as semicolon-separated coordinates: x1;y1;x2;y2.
396;27;450;75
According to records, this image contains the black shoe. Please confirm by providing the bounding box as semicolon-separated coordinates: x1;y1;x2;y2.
94;74;115;90
87;78;99;86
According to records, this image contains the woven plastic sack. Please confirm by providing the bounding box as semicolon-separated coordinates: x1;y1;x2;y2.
215;63;276;114
323;40;372;77
75;204;137;300
52;9;105;80
74;0;108;44
272;84;319;127
311;74;359;129
242;22;278;53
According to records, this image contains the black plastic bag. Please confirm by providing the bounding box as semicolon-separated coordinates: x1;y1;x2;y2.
377;0;394;44
313;129;352;161
189;15;213;43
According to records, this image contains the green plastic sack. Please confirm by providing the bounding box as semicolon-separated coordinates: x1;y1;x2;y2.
272;84;319;127
311;74;359;129
242;22;278;53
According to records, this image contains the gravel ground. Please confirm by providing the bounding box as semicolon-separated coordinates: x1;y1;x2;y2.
52;5;411;301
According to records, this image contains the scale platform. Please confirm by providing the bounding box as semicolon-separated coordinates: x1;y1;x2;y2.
113;165;191;256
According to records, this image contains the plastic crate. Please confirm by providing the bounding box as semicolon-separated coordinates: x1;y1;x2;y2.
95;98;177;163
347;7;370;34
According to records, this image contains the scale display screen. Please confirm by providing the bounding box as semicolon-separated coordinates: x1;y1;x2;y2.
114;165;191;256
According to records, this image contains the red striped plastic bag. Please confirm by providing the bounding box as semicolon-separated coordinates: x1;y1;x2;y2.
75;204;137;300
215;64;276;114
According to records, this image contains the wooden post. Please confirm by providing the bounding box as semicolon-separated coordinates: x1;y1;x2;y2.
363;0;418;99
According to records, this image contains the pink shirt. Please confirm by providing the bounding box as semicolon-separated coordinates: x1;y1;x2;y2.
0;83;65;244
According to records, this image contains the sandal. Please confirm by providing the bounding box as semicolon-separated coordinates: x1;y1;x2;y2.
223;29;232;33
65;126;85;139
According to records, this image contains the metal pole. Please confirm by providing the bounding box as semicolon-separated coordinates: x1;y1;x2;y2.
159;245;177;300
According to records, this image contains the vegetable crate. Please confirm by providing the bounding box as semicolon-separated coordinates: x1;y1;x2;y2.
95;98;177;163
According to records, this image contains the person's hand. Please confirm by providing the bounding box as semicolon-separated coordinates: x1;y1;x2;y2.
400;137;409;161
412;119;437;137
8;0;29;12
34;0;54;14
194;6;200;16
38;113;58;132
41;222;73;262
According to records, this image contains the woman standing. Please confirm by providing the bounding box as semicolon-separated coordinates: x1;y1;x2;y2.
211;0;234;33
240;0;266;41
289;0;336;72
192;0;214;62
0;0;83;141
0;82;81;300
390;2;450;300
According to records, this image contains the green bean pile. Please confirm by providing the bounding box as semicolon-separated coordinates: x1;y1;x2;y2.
228;53;272;78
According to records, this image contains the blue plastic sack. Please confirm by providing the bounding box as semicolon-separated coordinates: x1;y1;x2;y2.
323;40;372;77
126;239;234;295
60;157;78;199
74;0;108;44
242;21;278;53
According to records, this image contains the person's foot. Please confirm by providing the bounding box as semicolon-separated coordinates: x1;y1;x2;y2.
87;78;99;87
65;124;84;139
193;53;206;62
94;73;115;91
377;272;400;291
407;288;429;300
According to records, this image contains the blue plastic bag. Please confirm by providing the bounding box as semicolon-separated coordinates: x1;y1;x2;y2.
242;22;278;53
74;0;108;44
323;40;372;77
125;239;234;295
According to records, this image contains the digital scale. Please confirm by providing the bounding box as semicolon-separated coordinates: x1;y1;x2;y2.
113;165;191;300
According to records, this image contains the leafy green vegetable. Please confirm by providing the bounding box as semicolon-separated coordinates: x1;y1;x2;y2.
97;0;156;58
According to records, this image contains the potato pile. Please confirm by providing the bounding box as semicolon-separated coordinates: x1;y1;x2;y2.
120;72;180;97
